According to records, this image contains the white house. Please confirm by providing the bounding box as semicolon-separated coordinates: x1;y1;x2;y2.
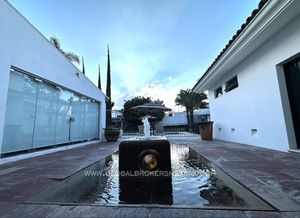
193;0;300;152
0;1;106;155
158;109;210;127
112;110;123;128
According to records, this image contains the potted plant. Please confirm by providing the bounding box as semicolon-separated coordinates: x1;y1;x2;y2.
104;126;120;142
199;121;214;140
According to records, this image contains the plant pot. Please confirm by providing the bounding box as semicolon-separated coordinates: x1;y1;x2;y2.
199;121;213;140
104;130;120;142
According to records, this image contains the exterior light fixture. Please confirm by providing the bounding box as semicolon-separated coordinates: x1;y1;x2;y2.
34;78;43;83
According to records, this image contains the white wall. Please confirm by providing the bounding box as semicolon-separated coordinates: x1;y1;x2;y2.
160;112;188;126
208;15;300;151
0;0;106;151
158;109;210;126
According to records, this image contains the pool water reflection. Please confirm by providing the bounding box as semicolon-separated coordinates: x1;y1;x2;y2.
28;144;273;210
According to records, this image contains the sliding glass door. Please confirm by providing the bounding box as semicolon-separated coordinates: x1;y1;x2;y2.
84;100;99;140
33;82;59;148
55;90;72;144
70;95;86;141
1;69;100;154
2;71;38;153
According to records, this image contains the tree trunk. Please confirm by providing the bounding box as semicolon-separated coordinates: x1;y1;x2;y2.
186;109;190;131
185;110;190;131
190;110;194;131
106;100;112;128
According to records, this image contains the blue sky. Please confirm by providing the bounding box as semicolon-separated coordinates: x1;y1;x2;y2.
9;0;260;110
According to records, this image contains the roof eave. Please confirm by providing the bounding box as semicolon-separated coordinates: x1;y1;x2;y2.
193;0;299;93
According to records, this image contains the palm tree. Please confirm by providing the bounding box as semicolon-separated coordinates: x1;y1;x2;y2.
175;89;192;127
175;89;208;129
49;37;80;64
188;91;208;128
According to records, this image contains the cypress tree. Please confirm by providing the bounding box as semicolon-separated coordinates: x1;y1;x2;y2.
98;64;102;90
82;56;85;75
106;45;112;127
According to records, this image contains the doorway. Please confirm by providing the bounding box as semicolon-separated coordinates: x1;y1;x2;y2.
283;56;300;149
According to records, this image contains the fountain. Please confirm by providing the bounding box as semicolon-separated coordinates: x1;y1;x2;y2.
118;137;173;204
119;103;173;194
141;115;152;139
28;104;273;207
142;117;150;138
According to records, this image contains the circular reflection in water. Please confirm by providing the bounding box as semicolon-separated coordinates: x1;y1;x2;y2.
137;149;160;171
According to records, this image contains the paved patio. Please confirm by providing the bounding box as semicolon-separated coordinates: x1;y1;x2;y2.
0;138;300;217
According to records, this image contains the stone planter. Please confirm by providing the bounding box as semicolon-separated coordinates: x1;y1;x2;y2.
104;130;120;142
199;121;214;140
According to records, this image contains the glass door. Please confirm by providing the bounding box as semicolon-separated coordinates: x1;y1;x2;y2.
2;71;38;153
54;89;72;144
91;101;100;139
33;82;59;148
84;99;94;140
84;100;99;140
2;69;101;154
70;95;85;141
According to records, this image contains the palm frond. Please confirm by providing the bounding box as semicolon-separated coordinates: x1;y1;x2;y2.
49;36;80;65
175;89;208;110
49;37;61;51
64;52;80;64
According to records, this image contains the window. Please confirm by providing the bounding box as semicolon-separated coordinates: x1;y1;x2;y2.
251;129;258;137
231;128;236;134
214;86;223;98
225;76;238;92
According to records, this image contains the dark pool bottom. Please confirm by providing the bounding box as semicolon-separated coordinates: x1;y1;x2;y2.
28;144;273;210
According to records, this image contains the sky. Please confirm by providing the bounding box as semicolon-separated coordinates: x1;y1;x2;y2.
9;0;260;110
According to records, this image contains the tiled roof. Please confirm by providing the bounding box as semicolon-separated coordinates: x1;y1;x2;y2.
192;0;269;91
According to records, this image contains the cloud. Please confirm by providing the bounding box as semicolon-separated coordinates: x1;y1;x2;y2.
113;80;183;111
113;92;135;110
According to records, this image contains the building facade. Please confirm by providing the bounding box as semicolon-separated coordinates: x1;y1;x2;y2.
0;1;106;155
112;110;123;128
193;0;300;152
158;109;210;127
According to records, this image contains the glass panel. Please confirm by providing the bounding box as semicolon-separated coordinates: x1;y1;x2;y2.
2;71;38;153
33;82;59;148
84;100;99;140
92;102;99;139
214;86;222;98
84;99;93;140
225;76;238;92
70;95;85;141
55;89;72;144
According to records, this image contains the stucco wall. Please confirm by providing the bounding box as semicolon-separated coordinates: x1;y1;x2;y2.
0;1;106;151
158;109;210;126
208;15;300;151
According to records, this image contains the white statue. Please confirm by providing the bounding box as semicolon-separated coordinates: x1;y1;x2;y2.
142;117;151;139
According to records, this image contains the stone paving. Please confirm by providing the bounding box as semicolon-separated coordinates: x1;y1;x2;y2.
0;138;300;217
